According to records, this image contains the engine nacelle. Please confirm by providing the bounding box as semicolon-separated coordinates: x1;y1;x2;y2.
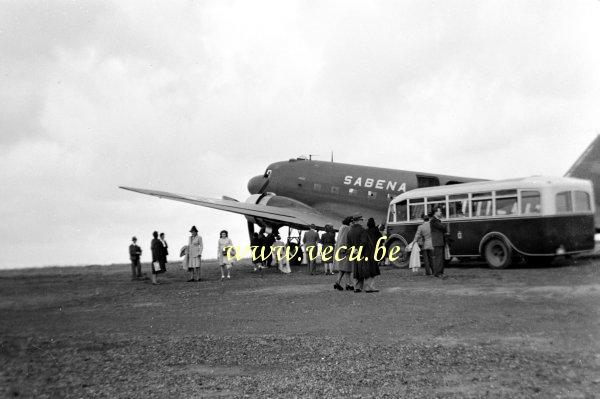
244;193;315;228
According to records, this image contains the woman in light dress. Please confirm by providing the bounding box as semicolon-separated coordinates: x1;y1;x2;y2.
272;235;291;274
333;217;354;291
217;230;234;280
186;226;203;282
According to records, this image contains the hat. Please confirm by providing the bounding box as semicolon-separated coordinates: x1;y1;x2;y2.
352;214;363;222
189;225;198;233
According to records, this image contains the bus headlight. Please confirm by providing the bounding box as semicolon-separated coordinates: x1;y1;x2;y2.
556;245;566;255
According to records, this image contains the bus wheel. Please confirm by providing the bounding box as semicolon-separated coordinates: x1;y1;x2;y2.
484;238;512;269
387;240;409;268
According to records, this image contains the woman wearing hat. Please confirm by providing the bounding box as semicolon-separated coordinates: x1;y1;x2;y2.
186;226;203;282
320;224;336;275
217;230;235;280
333;217;354;291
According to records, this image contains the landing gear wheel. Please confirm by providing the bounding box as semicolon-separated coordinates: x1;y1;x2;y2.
484;238;512;269
387;240;409;268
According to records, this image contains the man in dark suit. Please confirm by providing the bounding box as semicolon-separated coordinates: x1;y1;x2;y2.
158;232;168;272
430;207;447;278
129;236;142;280
264;232;276;268
150;231;162;285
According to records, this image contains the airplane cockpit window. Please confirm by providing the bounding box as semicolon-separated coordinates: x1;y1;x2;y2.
263;169;272;178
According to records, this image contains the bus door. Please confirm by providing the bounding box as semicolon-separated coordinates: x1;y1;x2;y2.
446;194;473;255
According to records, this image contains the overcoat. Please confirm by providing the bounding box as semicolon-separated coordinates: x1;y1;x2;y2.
334;225;352;272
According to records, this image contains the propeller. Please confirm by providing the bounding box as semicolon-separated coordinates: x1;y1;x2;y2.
257;178;270;194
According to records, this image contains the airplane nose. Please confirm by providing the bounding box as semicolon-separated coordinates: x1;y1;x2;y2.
247;175;266;194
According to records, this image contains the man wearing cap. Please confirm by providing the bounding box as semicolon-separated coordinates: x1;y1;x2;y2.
187;226;203;282
303;224;320;275
128;236;142;280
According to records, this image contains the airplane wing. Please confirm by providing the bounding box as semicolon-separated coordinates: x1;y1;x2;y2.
119;186;340;230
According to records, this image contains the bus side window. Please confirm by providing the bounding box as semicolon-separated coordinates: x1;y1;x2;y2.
556;191;572;213
448;195;468;218
388;206;395;223
472;198;492;216
495;197;517;215
408;199;424;221
574;191;591;212
521;190;541;214
397;201;407;222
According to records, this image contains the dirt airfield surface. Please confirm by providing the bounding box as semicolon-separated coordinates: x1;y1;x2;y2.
1;257;600;398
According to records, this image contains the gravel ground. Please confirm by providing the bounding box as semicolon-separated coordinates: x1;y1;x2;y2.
1;257;600;398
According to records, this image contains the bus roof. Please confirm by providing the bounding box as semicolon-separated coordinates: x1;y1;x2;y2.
389;176;592;204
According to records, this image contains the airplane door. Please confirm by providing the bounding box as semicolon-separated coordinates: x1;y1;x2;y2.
417;175;440;188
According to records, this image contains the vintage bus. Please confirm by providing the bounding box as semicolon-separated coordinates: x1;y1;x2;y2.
385;176;596;269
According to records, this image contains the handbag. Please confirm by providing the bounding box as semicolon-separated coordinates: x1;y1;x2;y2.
152;261;161;272
222;247;236;257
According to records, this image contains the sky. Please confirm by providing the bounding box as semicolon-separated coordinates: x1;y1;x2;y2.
1;0;600;269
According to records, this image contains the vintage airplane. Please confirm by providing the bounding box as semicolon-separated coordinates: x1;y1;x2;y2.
120;135;600;242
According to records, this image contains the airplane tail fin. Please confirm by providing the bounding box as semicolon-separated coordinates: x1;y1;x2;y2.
565;135;600;230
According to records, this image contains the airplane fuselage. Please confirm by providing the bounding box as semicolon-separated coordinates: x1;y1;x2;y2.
248;158;481;226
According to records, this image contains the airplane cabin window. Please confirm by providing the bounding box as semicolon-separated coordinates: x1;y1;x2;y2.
331;186;339;194
348;188;358;196
556;191;572;213
368;191;377;198
521;191;541;214
574;191;591;212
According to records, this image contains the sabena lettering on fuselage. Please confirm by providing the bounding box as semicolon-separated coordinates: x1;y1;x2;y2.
343;176;407;192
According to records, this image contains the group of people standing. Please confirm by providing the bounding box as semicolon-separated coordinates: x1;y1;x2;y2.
330;215;382;293
250;230;291;274
410;207;447;278
127;232;169;285
128;209;448;287
179;226;237;282
128;226;235;285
